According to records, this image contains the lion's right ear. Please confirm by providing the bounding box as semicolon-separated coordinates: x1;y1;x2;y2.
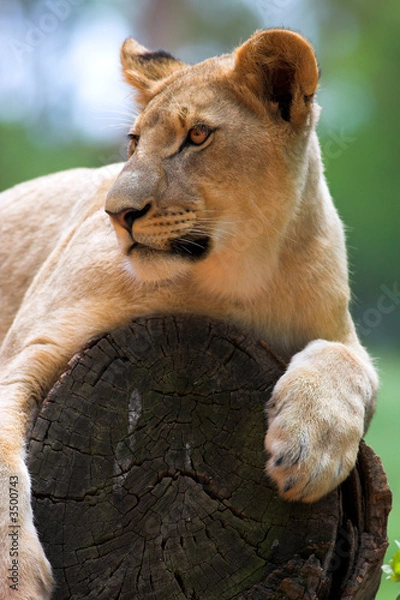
120;38;185;106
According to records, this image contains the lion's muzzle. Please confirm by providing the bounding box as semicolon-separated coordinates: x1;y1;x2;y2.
106;199;211;261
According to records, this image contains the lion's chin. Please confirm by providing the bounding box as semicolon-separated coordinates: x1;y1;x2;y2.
127;236;210;260
125;250;196;284
124;236;211;283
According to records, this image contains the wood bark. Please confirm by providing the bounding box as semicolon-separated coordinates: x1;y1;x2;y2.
28;316;392;600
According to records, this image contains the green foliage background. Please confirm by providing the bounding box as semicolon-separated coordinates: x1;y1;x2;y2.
1;1;398;597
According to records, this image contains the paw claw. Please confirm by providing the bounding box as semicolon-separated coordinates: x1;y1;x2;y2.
273;454;285;468
282;476;299;494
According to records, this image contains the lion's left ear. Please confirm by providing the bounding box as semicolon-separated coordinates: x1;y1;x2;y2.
120;38;185;106
234;29;319;126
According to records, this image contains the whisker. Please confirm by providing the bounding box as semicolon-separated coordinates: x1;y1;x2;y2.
97;108;138;116
190;226;236;239
177;238;208;252
245;189;298;246
95;105;138;116
196;219;241;225
97;124;132;131
172;239;194;254
188;229;236;243
94;119;134;126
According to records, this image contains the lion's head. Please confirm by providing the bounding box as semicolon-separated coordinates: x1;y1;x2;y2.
105;30;319;297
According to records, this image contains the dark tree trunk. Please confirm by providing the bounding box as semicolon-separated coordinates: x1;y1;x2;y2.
28;316;391;600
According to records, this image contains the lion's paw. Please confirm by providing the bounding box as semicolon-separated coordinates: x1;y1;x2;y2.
264;368;364;503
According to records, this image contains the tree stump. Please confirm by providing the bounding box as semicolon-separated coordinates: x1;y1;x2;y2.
28;316;391;600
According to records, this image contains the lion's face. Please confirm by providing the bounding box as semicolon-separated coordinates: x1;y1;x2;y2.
106;30;319;292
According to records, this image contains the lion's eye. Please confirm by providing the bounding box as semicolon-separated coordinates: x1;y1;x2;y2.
188;125;212;146
127;133;139;157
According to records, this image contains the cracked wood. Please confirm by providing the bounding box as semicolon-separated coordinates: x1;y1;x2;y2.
28;316;391;599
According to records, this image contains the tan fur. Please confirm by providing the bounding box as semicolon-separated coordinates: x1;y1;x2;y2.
0;30;377;598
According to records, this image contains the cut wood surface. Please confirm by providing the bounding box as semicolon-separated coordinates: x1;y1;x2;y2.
28;316;391;599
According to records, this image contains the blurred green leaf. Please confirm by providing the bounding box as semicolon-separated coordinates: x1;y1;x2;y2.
382;541;400;583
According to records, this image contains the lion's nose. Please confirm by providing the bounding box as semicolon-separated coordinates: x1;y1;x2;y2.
106;203;151;233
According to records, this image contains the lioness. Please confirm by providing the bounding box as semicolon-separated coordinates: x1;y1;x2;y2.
0;30;377;599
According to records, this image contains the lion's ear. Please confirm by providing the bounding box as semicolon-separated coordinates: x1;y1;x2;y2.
234;29;319;126
120;38;185;106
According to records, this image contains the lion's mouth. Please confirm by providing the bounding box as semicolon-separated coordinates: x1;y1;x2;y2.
129;235;210;261
170;236;210;259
